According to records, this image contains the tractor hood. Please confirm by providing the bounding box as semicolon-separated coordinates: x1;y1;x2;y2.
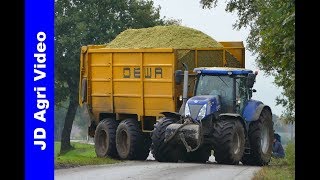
185;95;221;121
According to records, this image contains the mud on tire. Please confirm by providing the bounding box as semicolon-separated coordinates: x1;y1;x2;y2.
94;118;119;158
213;119;245;165
241;108;273;166
150;117;180;162
116;119;151;160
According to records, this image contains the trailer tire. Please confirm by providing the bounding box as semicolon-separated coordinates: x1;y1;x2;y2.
213;119;245;165
241;108;273;166
94;118;119;158
151;117;180;162
116;119;150;160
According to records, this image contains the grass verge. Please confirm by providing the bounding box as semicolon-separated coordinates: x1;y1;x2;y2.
253;141;295;179
55;141;119;169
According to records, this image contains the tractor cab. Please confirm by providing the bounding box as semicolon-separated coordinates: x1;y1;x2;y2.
184;67;257;121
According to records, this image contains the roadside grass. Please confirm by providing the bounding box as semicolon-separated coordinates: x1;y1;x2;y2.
55;142;119;168
253;141;295;180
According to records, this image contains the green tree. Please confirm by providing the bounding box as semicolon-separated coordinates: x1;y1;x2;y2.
54;103;67;141
200;0;295;122
55;0;166;154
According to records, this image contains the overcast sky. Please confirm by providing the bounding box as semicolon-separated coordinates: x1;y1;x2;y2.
153;0;284;116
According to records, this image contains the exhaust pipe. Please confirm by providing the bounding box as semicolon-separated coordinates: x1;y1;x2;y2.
179;63;188;115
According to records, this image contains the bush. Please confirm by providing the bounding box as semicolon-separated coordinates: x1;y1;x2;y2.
255;140;295;179
285;140;295;176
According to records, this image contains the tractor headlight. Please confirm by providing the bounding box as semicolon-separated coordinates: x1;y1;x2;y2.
197;104;207;121
185;104;191;116
236;97;241;106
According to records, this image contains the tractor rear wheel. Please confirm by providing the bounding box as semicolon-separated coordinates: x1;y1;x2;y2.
213;119;245;165
116;119;151;160
151;117;180;162
241;108;273;166
94;118;119;158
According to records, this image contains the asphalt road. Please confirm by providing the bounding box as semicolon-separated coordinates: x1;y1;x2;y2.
55;153;261;180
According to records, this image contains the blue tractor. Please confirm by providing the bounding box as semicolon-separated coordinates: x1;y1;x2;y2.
151;66;274;166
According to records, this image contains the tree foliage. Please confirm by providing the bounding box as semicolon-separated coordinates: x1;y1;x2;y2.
200;0;295;121
55;0;165;104
55;0;167;153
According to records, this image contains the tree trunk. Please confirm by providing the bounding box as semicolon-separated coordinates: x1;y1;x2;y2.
60;95;78;154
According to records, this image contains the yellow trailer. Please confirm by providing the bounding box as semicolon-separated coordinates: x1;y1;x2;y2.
79;42;245;160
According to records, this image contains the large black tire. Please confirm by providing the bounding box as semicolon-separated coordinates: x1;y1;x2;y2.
137;133;152;160
184;145;211;163
150;117;180;162
212;119;245;165
116;119;151;160
94;118;119;158
241;108;273;166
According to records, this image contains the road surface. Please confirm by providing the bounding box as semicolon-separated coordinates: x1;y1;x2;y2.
55;153;261;180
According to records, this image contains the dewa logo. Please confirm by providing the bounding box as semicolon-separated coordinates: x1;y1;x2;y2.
123;67;163;79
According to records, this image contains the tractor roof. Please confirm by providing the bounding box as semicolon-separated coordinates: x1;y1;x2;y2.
194;67;253;75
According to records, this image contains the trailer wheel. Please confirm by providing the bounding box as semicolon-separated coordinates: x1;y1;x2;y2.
241;108;273;166
94;118;119;158
116;119;150;160
213;119;245;165
185;145;211;163
151;117;180;162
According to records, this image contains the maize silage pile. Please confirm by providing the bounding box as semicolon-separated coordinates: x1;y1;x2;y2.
106;25;223;49
106;25;241;68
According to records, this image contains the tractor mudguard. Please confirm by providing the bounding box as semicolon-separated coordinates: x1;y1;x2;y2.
242;100;272;122
219;113;242;119
160;112;182;121
252;104;272;121
218;113;248;133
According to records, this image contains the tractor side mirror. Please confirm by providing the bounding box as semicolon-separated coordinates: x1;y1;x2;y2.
246;73;256;88
175;70;183;85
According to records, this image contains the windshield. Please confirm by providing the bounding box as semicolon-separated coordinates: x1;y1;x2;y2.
195;75;250;113
196;75;233;96
195;75;234;112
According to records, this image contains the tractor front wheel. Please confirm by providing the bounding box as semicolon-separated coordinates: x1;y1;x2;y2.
151;117;180;162
184;145;211;163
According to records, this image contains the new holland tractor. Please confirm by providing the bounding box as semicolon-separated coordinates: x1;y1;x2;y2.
151;66;274;166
